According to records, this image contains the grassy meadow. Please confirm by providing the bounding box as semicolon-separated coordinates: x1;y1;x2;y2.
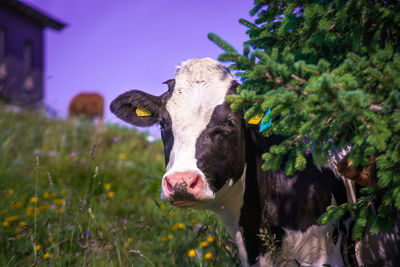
0;105;240;266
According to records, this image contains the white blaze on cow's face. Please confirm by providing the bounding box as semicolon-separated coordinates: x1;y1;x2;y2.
161;58;235;202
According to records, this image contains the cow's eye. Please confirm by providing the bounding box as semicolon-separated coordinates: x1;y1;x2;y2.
210;128;226;137
211;122;235;137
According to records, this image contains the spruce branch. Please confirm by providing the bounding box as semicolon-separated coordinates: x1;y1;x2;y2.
290;74;308;85
239;18;259;30
265;72;307;96
208;33;237;53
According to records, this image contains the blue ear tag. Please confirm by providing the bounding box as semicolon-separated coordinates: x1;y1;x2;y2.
259;108;272;133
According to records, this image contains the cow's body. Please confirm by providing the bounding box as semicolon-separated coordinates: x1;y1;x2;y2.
111;58;400;266
237;132;348;266
69;92;104;123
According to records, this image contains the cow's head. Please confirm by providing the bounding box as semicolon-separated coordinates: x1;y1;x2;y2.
111;58;246;208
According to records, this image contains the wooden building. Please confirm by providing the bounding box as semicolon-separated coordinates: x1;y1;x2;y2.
0;0;65;107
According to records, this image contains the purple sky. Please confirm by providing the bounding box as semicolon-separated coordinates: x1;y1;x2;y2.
21;0;253;136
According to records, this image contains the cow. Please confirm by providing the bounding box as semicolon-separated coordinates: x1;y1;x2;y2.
69;92;104;123
110;58;399;266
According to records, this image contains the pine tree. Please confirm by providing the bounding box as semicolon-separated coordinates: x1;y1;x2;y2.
208;0;400;240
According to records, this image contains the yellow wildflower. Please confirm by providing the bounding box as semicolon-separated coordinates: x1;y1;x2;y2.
15;227;21;233
43;192;49;198
161;234;173;241
16;234;22;240
30;197;38;203
43;146;50;151
1;209;8;215
160;204;166;210
187;249;196;258
107;191;115;198
171;223;185;231
56;209;64;214
26;207;34;216
11;201;23;209
2;221;10;227
119;153;127;160
5;215;19;222
204;252;213;260
206;236;215;243
61;189;69;195
199;241;208;247
8;189;14;195
53;199;65;206
49;236;55;243
104;183;111;190
19;221;27;227
127;237;133;243
49;192;57;198
35;244;41;251
43;252;50;260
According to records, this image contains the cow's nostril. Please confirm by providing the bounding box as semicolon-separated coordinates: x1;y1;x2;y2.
166;179;174;192
190;176;199;189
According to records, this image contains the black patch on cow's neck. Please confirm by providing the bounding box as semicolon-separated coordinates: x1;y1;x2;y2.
238;124;348;264
238;123;262;264
244;125;347;229
257;159;345;231
238;124;288;264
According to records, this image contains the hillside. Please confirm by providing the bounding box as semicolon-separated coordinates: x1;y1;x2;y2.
0;105;239;266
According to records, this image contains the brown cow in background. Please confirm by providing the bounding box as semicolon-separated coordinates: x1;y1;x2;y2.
69;93;104;124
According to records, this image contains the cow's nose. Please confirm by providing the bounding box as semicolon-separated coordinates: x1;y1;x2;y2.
163;171;204;200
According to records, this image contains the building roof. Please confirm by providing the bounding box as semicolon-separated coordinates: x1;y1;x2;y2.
0;0;66;30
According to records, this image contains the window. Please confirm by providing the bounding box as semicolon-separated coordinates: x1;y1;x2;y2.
24;40;34;90
0;27;5;62
0;27;5;79
24;40;33;75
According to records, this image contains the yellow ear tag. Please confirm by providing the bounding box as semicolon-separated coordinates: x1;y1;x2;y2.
248;114;263;125
136;107;152;117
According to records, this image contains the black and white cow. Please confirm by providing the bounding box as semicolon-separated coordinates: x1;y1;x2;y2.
111;58;400;266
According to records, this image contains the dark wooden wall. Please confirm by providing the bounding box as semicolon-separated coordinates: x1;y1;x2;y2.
0;6;44;107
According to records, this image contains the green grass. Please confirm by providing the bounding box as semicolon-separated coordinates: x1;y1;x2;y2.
0;105;240;266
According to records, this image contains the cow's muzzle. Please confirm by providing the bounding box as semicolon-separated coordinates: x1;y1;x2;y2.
162;171;204;201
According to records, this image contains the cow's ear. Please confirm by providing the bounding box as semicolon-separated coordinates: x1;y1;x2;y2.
110;90;162;127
